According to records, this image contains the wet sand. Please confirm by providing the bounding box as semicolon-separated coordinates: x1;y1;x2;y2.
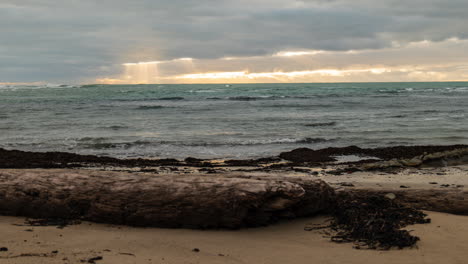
301;164;468;190
0;211;466;264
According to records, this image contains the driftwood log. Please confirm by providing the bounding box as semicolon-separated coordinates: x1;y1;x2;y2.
0;169;335;228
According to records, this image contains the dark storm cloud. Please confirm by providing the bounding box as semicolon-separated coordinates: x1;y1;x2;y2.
0;0;467;82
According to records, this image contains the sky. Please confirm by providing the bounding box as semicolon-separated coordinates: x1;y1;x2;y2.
1;0;468;84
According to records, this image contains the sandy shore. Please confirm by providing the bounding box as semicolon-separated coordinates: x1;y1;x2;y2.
0;211;465;264
319;165;468;191
227;164;468;191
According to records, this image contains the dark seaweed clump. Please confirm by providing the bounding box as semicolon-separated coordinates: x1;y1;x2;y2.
280;144;468;164
329;194;431;249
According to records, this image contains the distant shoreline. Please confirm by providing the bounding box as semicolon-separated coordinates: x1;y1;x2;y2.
1;144;467;169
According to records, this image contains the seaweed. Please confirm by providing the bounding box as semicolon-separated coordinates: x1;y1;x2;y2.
328;193;431;249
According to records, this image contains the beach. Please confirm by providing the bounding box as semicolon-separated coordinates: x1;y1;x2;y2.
0;211;466;264
0;144;467;263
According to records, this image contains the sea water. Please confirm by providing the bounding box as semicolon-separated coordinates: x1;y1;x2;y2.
0;82;467;159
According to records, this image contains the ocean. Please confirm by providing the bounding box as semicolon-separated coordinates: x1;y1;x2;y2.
0;82;467;159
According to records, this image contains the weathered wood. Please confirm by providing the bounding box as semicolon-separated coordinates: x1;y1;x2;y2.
0;169;335;228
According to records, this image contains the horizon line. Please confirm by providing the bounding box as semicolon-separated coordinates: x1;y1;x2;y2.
85;80;468;85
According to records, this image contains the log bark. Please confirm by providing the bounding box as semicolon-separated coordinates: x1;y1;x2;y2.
0;169;335;228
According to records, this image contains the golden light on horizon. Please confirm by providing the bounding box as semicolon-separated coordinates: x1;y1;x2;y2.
109;47;397;84
175;58;194;61
96;65;429;84
118;57;196;84
175;68;390;80
274;50;324;57
96;40;468;85
123;62;160;84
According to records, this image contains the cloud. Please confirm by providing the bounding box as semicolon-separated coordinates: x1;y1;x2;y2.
101;38;468;83
1;0;468;82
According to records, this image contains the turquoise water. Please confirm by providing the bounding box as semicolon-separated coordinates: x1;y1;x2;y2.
0;82;467;159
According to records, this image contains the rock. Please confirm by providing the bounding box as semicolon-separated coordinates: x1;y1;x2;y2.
400;158;422;167
279;145;468;167
279;146;362;163
384;193;396;200
361;159;402;170
184;157;204;164
0;148;183;169
87;256;103;263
